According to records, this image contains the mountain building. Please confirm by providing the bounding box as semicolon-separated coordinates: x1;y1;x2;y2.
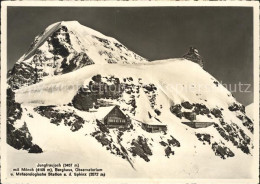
182;122;214;128
97;105;131;128
141;118;167;133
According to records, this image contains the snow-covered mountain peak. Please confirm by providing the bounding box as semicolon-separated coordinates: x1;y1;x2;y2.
9;21;147;89
58;20;110;39
60;20;80;25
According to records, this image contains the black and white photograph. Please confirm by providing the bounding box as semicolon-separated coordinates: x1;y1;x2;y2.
1;1;259;184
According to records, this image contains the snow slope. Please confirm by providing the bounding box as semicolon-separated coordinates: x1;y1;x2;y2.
7;101;254;179
11;59;255;178
15;59;239;109
246;103;254;120
6;21;256;180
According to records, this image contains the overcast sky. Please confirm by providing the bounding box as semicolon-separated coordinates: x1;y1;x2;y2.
7;7;253;106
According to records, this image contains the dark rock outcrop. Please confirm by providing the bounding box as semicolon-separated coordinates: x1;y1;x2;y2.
183;112;196;121
7;88;42;153
90;126;132;165
160;136;180;158
228;103;245;113
8;25;95;90
194;104;210;115
7;122;43;153
48;26;71;57
212;142;235;159
72;89;96;111
170;104;183;118
167;136;181;147
196;133;211;145
165;146;175;158
61;52;94;74
8;62;38;89
171;102;211;119
211;108;222;118
214;120;251;154
241;116;254;133
34;105;85;132
130;136;152;162
72;75;123;111
181;101;193;109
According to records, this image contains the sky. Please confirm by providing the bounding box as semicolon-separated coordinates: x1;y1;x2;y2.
7;6;254;106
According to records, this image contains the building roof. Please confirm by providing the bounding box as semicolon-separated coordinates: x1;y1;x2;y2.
94;106;116;120
142;117;166;126
94;105;126;120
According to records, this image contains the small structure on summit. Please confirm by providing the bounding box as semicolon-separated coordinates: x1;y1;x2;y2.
183;47;204;68
96;105;131;129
